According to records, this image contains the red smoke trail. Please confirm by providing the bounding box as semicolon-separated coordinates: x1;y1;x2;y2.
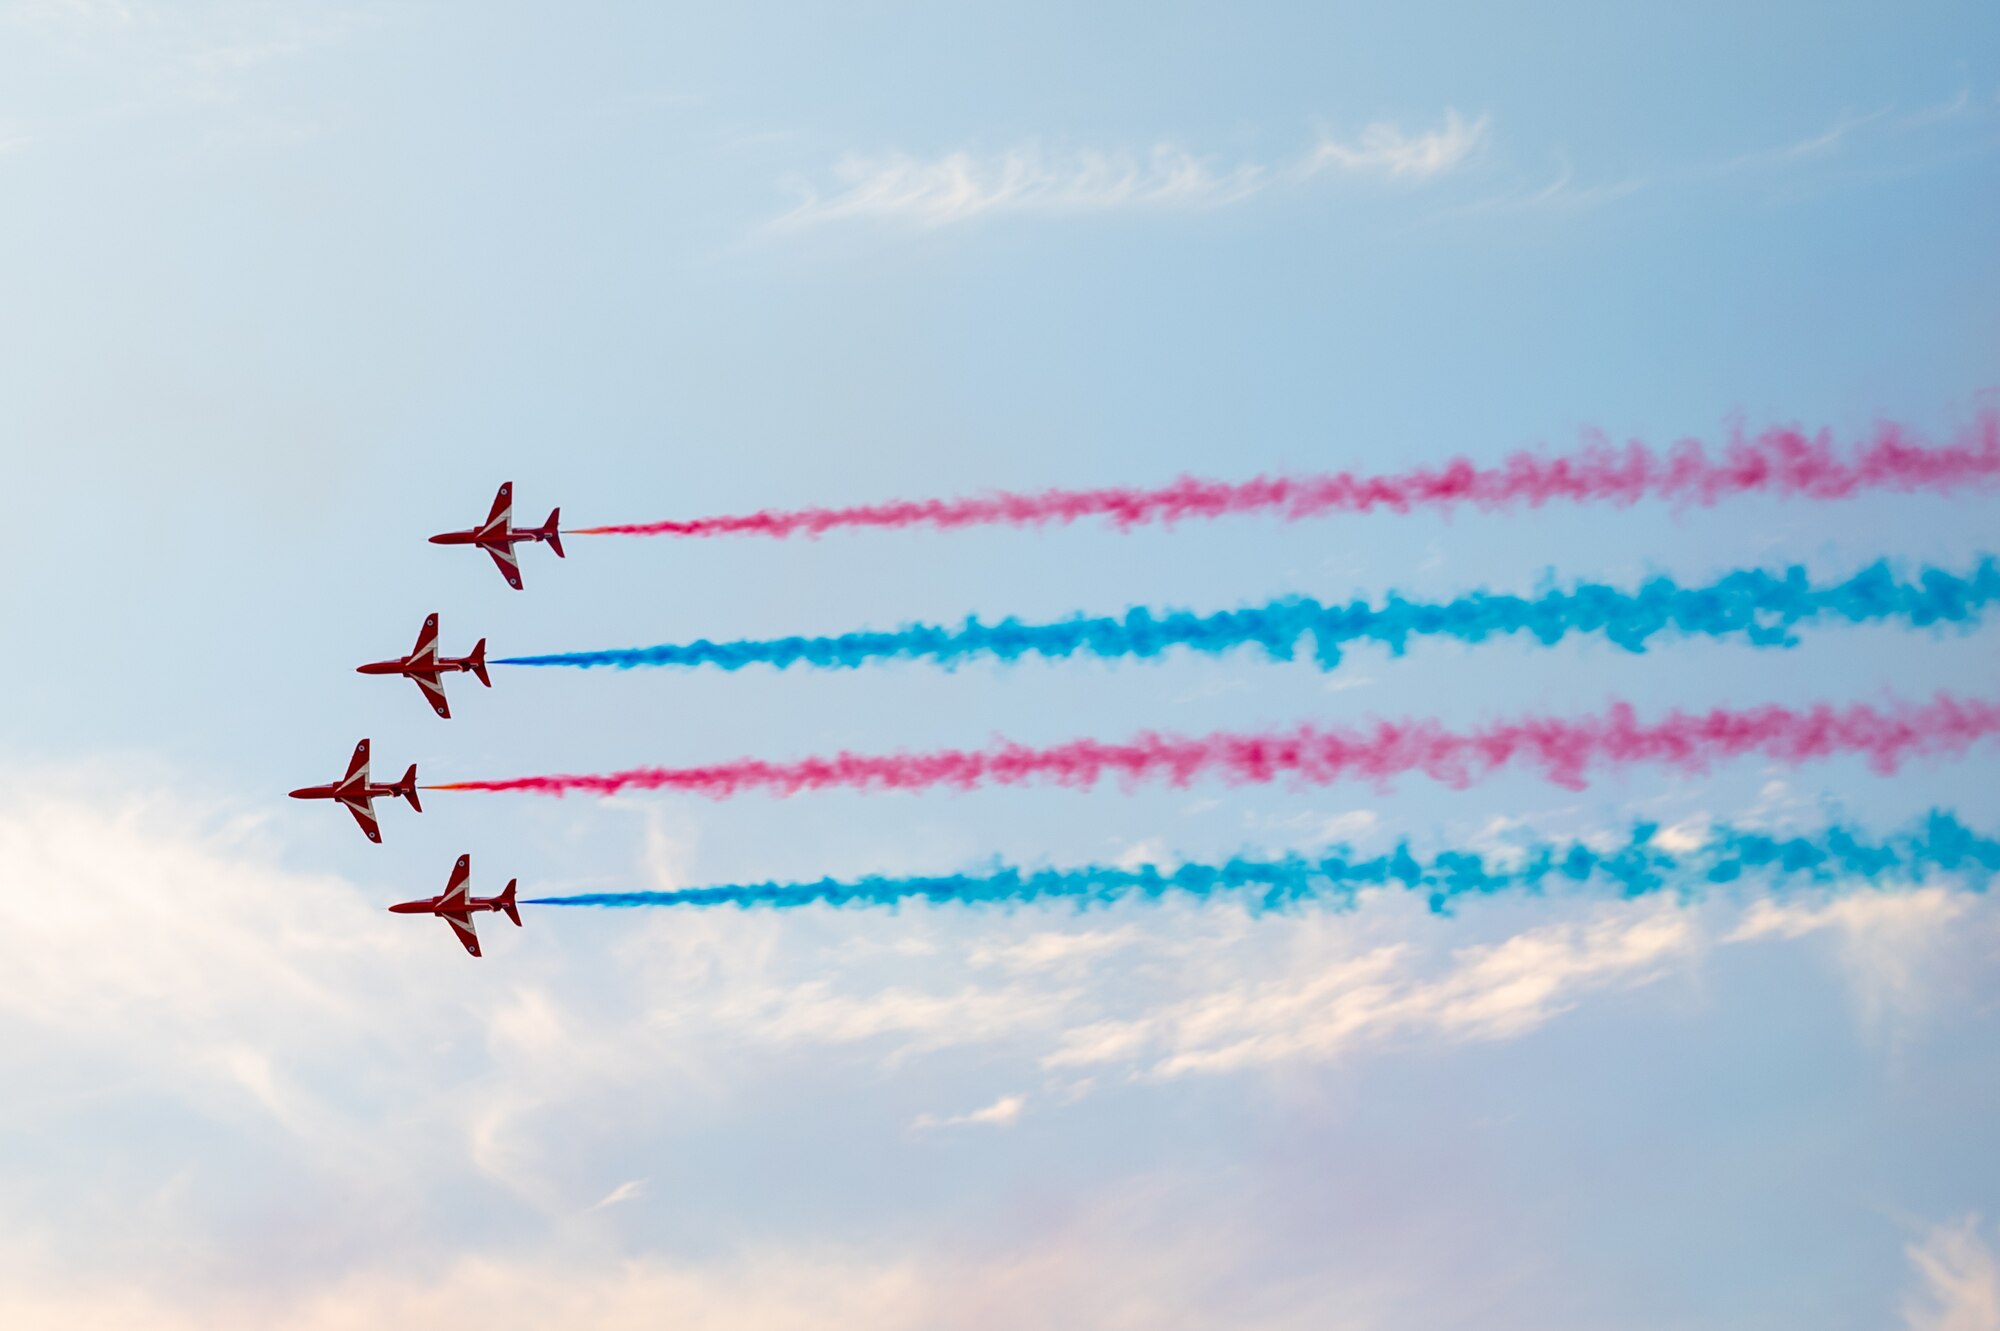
568;415;1998;538
427;694;2000;800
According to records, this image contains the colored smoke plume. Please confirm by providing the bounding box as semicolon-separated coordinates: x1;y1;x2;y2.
428;693;2000;800
569;414;1998;539
524;811;2000;914
493;558;2000;674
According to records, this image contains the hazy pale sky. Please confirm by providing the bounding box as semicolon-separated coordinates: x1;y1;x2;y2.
1;2;1997;1327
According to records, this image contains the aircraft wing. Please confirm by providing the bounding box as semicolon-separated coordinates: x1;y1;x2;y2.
442;910;481;957
440;854;472;908
480;482;513;536
344;738;370;783
341;796;382;844
410;613;440;664
486;544;524;591
413;673;451;719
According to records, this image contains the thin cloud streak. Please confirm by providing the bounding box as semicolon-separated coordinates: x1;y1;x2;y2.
910;1093;1026;1132
1443;159;1646;218
1712;89;1988;182
1725;107;1894;170
1443;86;1988;222
768;111;1488;230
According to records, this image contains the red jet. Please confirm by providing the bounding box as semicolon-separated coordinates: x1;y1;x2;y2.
357;613;489;719
389;853;522;957
287;738;420;843
429;482;563;590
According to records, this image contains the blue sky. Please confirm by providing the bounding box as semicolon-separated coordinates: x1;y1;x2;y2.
1;2;1997;1326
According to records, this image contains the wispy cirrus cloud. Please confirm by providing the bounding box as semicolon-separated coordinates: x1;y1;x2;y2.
1902;1215;2000;1331
1294;108;1488;180
1729;89;1976;171
768;110;1488;230
1440;158;1647;218
1446;85;1990;221
773;143;1266;228
1726;107;1894;169
1042;908;1695;1078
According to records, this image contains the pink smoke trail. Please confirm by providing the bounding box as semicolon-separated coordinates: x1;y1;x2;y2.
428;693;2000;800
567;414;1999;539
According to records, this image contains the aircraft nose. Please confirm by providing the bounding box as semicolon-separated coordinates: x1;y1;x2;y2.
286;788;311;799
426;534;450;545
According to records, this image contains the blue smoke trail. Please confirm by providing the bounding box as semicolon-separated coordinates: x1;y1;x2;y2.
495;558;1999;673
524;811;1999;915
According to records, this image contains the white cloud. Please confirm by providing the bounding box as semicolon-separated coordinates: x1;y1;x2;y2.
1903;1216;2000;1331
910;1092;1025;1132
705;977;1064;1057
769;112;1487;230
771;142;1263;229
1316;809;1378;846
1651;817;1711;854
7;762;1997;1330
1242;807;1378;849
589;1180;645;1211
1114;837;1175;871
0;1247;934;1331
1708;90;1991;184
970;927;1141;973
1740;108;1891;166
1044;908;1694;1078
0;1178;1405;1331
1442;159;1645;218
1296;109;1488;180
0;777;441;1086
1726;886;1972;1033
1898;89;1973;131
1444;85;1991;223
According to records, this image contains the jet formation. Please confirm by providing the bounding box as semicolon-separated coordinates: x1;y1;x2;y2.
296;483;567;956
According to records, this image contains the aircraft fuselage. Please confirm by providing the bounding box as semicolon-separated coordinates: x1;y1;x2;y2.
356;656;477;679
428;527;551;551
287;778;398;803
388;896;511;916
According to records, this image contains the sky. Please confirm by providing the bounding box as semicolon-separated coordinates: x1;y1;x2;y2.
1;1;1997;1326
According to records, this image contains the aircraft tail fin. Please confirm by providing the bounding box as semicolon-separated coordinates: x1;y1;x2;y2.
398;764;422;813
467;638;491;688
499;879;521;927
541;509;564;559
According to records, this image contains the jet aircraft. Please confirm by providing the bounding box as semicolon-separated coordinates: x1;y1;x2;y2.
389;853;522;957
287;738;419;843
356;613;489;719
429;482;563;590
